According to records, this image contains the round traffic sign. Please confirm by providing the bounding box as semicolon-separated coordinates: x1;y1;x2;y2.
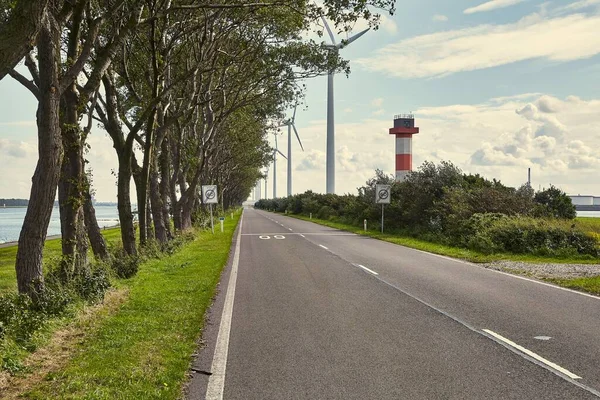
378;188;389;200
205;188;216;200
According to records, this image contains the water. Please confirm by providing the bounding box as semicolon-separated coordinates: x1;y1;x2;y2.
576;211;600;218
0;206;119;244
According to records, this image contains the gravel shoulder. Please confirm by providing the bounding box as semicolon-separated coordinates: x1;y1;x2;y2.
482;260;600;280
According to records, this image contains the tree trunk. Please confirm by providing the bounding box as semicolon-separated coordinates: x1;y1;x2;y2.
159;140;172;239
181;196;194;230
146;198;154;240
149;166;168;244
15;12;62;296
83;180;109;261
117;152;137;256
58;82;88;278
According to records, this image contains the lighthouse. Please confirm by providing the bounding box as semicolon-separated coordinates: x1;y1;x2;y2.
389;114;419;181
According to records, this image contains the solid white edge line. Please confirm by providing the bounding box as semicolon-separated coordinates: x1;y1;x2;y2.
205;211;244;399
319;244;328;250
482;329;582;380
357;264;379;275
377;239;600;302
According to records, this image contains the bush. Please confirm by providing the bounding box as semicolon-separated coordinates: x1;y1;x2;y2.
317;205;336;220
111;253;139;279
467;215;598;256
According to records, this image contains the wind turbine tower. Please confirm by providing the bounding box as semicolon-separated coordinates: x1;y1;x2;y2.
322;17;369;194
280;104;304;196
272;134;287;198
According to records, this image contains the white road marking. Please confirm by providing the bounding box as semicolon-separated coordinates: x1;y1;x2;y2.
274;235;286;240
355;264;379;275
482;329;581;380
206;211;244;399
240;233;354;236
299;234;305;238
259;235;270;240
405;246;600;301
534;336;552;341
288;228;293;231
319;244;328;250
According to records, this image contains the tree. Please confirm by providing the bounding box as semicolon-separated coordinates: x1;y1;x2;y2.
534;185;576;219
0;0;49;80
14;6;62;296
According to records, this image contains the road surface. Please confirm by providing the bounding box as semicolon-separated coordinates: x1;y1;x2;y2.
188;208;600;399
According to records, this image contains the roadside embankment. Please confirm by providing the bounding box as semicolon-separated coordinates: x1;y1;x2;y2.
0;212;241;399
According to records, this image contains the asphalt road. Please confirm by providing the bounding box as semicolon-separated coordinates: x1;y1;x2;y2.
188;208;600;399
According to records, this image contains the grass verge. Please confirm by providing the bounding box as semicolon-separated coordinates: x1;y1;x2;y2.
544;276;600;296
288;214;600;264
0;227;123;294
17;211;240;399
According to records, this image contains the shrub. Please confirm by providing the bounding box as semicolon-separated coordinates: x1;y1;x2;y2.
468;216;598;256
317;205;336;220
111;253;139;279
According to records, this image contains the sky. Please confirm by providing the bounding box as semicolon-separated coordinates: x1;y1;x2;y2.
1;0;600;202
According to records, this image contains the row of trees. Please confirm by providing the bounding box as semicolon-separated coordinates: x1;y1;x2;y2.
256;162;596;256
1;0;396;297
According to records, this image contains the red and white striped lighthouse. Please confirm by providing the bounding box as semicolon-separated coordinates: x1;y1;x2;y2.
389;114;419;181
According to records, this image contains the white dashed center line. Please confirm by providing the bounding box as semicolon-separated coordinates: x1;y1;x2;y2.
355;264;379;275
482;329;582;380
319;244;328;250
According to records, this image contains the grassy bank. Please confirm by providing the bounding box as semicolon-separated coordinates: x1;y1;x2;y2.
14;211;240;399
288;214;600;265
0;228;123;294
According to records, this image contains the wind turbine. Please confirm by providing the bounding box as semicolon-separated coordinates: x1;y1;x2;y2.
321;17;369;194
264;166;269;199
279;104;304;197
271;134;287;198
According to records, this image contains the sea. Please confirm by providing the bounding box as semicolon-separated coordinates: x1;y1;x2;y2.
0;207;598;245
0;206;120;244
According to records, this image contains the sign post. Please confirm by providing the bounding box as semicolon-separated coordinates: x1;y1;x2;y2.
375;184;391;233
202;185;218;234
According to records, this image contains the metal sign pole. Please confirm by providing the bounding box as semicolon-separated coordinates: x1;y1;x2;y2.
381;204;384;233
210;204;214;234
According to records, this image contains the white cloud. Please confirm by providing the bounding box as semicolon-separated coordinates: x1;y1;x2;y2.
0;138;35;158
357;12;600;78
559;0;600;11
0;121;36;127
296;149;325;171
535;95;562;113
371;98;384;107
464;0;525;14
348;14;397;36
432;15;449;22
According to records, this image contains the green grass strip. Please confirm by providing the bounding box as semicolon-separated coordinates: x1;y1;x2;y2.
544;276;600;296
22;212;241;399
0;228;123;294
288;214;600;264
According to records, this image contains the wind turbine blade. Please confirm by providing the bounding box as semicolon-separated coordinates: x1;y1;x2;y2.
340;28;370;48
321;16;336;45
292;103;297;122
275;135;279;148
292;124;304;151
277;149;287;159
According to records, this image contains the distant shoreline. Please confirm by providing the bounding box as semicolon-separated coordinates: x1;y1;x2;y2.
0;225;119;249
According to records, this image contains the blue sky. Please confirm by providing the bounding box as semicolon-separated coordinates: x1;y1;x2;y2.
1;0;600;201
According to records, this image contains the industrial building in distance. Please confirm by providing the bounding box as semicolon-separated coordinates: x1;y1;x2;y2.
569;195;600;211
